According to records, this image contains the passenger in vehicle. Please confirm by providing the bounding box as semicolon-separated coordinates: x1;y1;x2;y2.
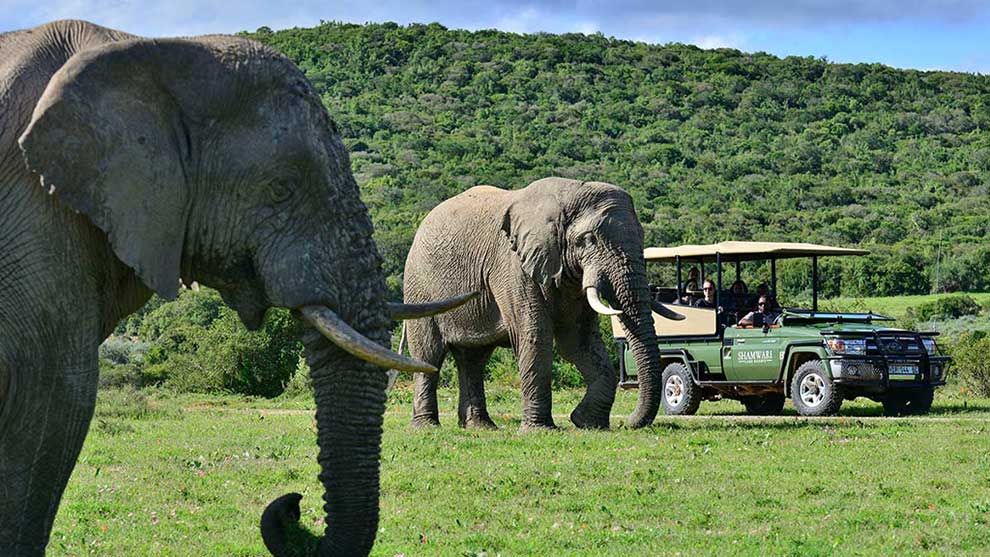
683;266;700;293
723;279;747;321
737;295;781;326
694;279;717;309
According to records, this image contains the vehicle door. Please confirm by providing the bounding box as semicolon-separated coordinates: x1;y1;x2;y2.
722;320;786;381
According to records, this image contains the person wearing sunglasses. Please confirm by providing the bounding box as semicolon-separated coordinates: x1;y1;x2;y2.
737;294;780;326
693;279;718;309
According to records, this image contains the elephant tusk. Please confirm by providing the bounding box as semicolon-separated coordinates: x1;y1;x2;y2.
652;300;686;321
300;305;438;373
586;287;623;316
387;290;479;320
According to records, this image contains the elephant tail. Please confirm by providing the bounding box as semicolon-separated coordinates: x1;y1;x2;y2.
384;323;407;394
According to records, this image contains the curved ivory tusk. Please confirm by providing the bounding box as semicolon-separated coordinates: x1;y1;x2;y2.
652;300;686;321
387;290;479;320
300;305;437;373
586;287;623;316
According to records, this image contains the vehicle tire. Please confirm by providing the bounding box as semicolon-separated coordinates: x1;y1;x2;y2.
882;388;934;416
741;394;785;416
660;362;701;416
790;360;843;416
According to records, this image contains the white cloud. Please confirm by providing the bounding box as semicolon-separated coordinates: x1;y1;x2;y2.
495;6;542;33
692;32;745;50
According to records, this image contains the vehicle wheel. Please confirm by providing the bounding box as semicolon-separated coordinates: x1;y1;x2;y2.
882;388;934;416
741;394;785;415
661;362;701;416
790;360;843;416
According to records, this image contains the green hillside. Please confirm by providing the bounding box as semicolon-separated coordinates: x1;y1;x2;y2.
245;22;990;298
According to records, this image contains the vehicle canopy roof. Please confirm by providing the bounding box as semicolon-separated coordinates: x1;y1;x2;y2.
643;241;868;263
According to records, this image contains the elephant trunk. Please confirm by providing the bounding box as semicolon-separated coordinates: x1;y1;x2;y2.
263;324;389;557
600;259;663;429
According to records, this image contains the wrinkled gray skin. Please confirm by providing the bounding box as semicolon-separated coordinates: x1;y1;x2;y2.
404;178;669;430
1;20;395;556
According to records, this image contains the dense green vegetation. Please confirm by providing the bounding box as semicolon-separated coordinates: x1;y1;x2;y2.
242;22;990;298
52;387;990;555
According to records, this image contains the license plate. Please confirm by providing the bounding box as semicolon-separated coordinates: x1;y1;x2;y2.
889;364;918;376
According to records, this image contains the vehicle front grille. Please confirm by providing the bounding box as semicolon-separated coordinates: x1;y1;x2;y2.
866;333;923;356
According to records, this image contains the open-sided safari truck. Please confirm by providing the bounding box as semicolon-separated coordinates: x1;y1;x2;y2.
612;242;950;417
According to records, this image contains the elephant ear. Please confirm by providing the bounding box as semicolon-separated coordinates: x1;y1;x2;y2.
500;191;564;288
19;40;190;300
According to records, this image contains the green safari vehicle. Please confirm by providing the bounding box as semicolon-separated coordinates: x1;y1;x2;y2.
612;242;950;417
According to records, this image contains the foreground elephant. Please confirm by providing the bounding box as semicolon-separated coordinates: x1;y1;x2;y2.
403;178;682;430
0;20;469;556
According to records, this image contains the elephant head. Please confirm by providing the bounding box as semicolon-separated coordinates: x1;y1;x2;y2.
501;177;681;428
17;34;459;555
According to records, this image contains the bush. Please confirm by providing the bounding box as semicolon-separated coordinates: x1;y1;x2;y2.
99;337;149;365
280;354;314;398
906;295;983;325
946;333;990;397
136;288;304;397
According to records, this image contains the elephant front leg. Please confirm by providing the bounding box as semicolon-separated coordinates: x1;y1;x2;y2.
555;325;617;430
450;346;497;429
512;331;556;430
0;357;98;555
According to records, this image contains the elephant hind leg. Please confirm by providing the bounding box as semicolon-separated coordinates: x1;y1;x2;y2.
449;346;496;430
407;319;446;428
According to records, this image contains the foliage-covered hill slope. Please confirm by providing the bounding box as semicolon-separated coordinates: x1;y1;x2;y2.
245;22;990;298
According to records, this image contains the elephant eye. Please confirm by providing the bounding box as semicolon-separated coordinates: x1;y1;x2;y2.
577;232;597;248
269;181;292;204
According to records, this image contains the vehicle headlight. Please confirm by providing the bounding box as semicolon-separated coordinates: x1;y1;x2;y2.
921;337;937;355
826;337;867;355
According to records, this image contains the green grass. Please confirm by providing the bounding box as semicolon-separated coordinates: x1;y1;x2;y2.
824;292;990;320
51;386;990;556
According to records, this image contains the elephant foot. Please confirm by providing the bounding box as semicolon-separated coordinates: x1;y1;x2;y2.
626;407;656;429
519;419;558;432
570;407;610;430
0;543;45;557
460;413;498;430
411;416;441;429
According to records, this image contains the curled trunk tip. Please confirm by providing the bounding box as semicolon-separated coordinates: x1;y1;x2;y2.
261;492;303;557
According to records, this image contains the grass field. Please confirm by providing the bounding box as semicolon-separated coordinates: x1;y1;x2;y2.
824;292;990;320
50;386;990;556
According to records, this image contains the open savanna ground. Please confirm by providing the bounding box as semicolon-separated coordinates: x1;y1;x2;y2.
52;386;990;556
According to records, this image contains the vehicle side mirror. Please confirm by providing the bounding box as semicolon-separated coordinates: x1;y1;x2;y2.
762;324;771;334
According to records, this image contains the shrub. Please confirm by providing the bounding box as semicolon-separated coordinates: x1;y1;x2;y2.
136;288;304;397
99;337;149;365
906;295;982;325
98;360;146;389
946;333;990;397
280;354;314;398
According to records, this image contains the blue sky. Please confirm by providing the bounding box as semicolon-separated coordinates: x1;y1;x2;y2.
4;1;990;73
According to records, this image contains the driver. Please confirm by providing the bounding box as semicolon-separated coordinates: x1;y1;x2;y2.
737;295;780;326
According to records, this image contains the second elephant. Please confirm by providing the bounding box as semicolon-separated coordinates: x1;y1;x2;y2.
403;177;682;430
